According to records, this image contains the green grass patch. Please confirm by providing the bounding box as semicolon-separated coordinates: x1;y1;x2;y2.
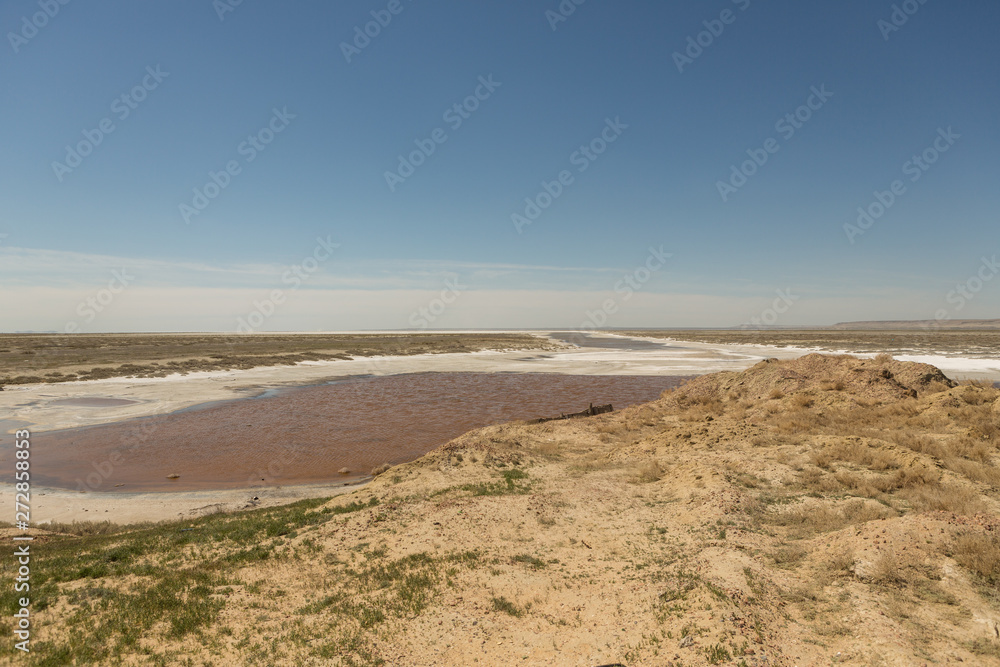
491;596;523;617
511;554;547;569
459;469;534;497
0;495;383;663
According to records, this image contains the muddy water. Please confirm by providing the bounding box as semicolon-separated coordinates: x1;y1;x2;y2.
49;398;140;407
10;372;685;493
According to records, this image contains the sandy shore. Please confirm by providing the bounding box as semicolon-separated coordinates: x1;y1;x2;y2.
1;478;369;525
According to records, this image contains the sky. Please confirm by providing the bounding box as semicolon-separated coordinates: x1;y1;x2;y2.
1;0;998;332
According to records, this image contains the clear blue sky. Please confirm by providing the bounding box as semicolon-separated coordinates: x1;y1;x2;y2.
2;0;998;332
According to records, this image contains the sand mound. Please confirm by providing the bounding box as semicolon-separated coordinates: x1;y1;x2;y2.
672;352;956;403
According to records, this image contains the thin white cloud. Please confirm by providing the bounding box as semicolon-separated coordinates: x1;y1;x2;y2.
0;246;655;292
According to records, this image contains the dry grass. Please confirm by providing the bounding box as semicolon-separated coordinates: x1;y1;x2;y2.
762;498;893;536
811;440;902;471
924;380;953;395
826;547;856;575
791;393;815;409
944;457;1000;485
951;531;1000;586
533;440;562;460
902;483;988;514
630;460;664;484
867;549;908;586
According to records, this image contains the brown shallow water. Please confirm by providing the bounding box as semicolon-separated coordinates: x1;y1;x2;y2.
49;397;140;407
7;372;686;492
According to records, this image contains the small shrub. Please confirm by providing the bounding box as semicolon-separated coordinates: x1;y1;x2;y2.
952;531;1000;586
510;554;546;569
632;460;664;484
868;549;907;586
903;483;986;515
491;596;522;617
705;643;732;664
924;380;951;394
791;393;814;408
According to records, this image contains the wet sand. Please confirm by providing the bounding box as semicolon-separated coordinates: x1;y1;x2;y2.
0;479;369;525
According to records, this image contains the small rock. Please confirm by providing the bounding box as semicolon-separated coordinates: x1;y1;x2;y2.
338;467;351;474
166;473;180;479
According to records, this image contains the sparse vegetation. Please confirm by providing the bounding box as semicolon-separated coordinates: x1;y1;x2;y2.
0;332;552;385
490;596;522;617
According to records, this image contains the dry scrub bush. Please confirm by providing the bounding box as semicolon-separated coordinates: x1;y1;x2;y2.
841;498;893;524
770;544;807;566
954;405;1000;443
881;465;938;491
952;531;1000;586
769;388;785;400
826;547;856;575
923;380;952;395
631;460;664;484
879;399;921;419
868;549;908;587
534;440;561;459
902;483;987;515
887;431;947;458
944;457;1000;485
797;467;842;493
752;434;792;448
593;421;624;435
829;464;940;499
765;498;890;536
809;449;834;470
949;435;994;462
958;381;1000;405
371;463;393;476
791;393;815;409
873;353;894;364
569;450;617;474
772;414;817;435
814;441;902;471
676;394;724;422
832;471;881;497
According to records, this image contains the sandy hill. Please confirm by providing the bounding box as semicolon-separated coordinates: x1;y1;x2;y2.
2;353;999;665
